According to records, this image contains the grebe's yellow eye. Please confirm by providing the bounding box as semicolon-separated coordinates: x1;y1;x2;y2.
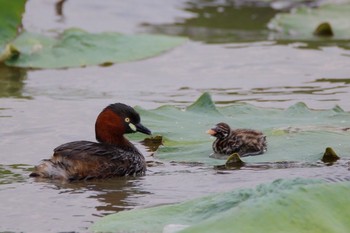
125;118;130;123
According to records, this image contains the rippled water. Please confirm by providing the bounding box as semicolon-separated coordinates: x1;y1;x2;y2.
1;0;350;232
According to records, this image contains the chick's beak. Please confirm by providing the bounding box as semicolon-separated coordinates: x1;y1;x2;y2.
206;128;217;136
136;123;152;135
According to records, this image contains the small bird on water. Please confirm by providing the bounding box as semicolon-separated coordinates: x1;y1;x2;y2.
207;122;267;157
30;103;151;180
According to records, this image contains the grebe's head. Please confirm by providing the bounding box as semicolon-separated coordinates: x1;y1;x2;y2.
207;122;231;139
95;103;151;144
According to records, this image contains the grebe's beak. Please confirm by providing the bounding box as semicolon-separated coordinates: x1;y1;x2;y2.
135;123;152;135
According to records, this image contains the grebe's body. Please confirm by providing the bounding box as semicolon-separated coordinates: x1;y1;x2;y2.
207;122;267;157
30;103;151;180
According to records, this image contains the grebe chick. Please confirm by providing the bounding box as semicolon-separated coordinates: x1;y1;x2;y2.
207;122;267;157
30;103;151;180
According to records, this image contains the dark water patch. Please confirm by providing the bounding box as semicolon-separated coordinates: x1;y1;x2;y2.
276;40;350;50
314;78;350;84
0;64;29;99
205;85;349;96
142;2;277;43
251;86;347;95
164;85;350;107
0;107;12;118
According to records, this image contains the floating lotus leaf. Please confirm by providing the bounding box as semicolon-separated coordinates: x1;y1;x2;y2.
4;29;186;69
0;0;26;60
268;4;350;40
91;179;350;233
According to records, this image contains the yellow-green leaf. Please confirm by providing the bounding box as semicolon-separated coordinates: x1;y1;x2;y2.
0;0;26;61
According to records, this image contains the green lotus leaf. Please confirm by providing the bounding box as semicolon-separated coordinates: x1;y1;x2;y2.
0;0;26;61
268;4;350;40
91;179;350;233
5;29;187;69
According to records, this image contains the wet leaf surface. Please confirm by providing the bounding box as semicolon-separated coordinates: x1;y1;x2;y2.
5;29;187;69
92;179;350;233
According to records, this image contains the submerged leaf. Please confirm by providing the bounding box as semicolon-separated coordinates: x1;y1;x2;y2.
5;29;187;69
321;147;340;163
214;153;245;170
225;153;244;167
141;136;163;152
314;22;334;37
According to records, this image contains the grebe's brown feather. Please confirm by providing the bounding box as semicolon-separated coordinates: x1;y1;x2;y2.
32;141;146;180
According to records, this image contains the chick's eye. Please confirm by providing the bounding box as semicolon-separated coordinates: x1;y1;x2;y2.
125;118;130;123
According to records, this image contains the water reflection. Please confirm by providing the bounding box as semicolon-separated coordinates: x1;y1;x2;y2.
32;176;152;215
276;40;350;50
143;1;276;43
142;0;350;50
55;0;67;23
250;85;347;95
146;83;349;106
55;0;67;16
0;64;28;98
314;78;350;84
